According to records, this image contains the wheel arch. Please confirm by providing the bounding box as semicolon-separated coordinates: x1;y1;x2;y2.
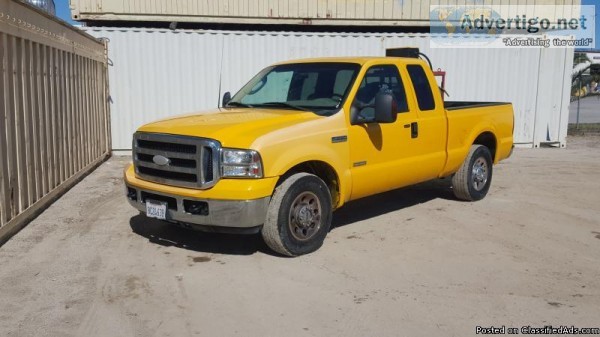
276;160;342;209
472;131;498;162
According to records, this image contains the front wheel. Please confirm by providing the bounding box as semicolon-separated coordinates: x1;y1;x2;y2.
452;145;493;201
261;173;332;256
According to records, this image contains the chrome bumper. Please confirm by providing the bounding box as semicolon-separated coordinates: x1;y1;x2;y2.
125;185;270;228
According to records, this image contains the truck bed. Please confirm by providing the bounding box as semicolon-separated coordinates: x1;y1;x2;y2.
444;101;512;110
440;101;514;178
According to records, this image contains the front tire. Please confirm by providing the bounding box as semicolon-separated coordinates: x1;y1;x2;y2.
261;173;332;256
452;145;493;201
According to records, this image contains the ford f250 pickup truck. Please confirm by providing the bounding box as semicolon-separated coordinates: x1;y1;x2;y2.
124;56;514;256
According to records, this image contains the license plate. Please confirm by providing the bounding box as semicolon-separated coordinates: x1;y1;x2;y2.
146;200;167;220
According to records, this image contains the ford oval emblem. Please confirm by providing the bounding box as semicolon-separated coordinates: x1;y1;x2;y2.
152;155;170;166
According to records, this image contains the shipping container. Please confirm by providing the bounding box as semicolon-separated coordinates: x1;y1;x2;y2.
83;27;572;151
71;0;581;26
1;0;110;243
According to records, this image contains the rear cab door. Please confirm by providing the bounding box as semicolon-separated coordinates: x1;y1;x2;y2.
402;61;448;179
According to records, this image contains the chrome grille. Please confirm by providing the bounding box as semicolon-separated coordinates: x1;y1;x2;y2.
133;133;220;189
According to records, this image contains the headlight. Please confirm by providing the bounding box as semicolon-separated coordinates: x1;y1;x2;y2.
221;148;263;178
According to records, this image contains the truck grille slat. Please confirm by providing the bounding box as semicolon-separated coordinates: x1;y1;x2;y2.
136;161;198;174
136;153;196;169
137;139;196;154
203;147;214;182
135;147;197;160
133;133;220;189
138;166;197;183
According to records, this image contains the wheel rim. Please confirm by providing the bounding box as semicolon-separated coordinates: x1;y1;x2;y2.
471;157;489;191
288;191;322;241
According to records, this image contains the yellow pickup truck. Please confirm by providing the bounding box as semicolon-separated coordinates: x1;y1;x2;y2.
124;56;513;256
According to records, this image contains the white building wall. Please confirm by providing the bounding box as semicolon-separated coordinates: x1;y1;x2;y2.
83;27;573;150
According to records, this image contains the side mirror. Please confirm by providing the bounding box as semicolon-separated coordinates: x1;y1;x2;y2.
222;92;232;107
374;93;396;123
350;92;397;125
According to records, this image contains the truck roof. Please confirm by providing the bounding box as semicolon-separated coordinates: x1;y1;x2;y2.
275;56;424;66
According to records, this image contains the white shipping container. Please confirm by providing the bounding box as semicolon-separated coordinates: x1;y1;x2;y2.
72;0;580;26
82;27;573;150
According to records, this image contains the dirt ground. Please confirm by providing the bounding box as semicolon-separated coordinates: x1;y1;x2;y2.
0;137;599;337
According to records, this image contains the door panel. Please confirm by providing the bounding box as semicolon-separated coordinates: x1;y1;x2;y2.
404;64;447;178
348;63;448;201
349;64;420;200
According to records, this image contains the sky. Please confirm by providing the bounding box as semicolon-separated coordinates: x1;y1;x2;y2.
55;0;76;25
53;0;600;49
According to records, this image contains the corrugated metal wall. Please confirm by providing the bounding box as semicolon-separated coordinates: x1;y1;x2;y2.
71;0;580;26
0;0;110;243
84;27;572;150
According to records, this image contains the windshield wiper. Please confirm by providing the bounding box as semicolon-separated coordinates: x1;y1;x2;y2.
225;101;254;108
256;102;311;112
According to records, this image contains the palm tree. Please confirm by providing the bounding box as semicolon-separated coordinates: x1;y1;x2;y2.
574;52;591;66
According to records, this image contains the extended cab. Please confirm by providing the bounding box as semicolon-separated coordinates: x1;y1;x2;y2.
124;57;514;256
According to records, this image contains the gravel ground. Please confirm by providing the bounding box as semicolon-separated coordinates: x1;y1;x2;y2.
0;136;599;337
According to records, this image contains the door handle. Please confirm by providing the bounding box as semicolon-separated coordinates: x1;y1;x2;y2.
410;122;418;138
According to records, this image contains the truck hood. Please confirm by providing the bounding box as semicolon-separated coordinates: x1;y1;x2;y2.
137;108;323;148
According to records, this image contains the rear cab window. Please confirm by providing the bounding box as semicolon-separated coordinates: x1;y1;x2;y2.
407;65;436;111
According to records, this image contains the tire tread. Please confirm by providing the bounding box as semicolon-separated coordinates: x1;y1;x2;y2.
262;173;317;256
452;145;492;201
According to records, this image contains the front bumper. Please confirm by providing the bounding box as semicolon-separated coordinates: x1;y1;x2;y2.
126;184;270;228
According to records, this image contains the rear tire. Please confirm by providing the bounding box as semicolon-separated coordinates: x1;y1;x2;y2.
261;173;332;257
452;145;493;201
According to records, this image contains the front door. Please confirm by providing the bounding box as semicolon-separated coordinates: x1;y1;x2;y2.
348;64;422;200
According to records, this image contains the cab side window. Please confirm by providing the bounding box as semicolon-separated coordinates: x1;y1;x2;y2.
353;65;409;113
407;65;436;111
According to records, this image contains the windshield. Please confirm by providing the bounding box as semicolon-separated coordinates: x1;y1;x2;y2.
227;63;361;115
